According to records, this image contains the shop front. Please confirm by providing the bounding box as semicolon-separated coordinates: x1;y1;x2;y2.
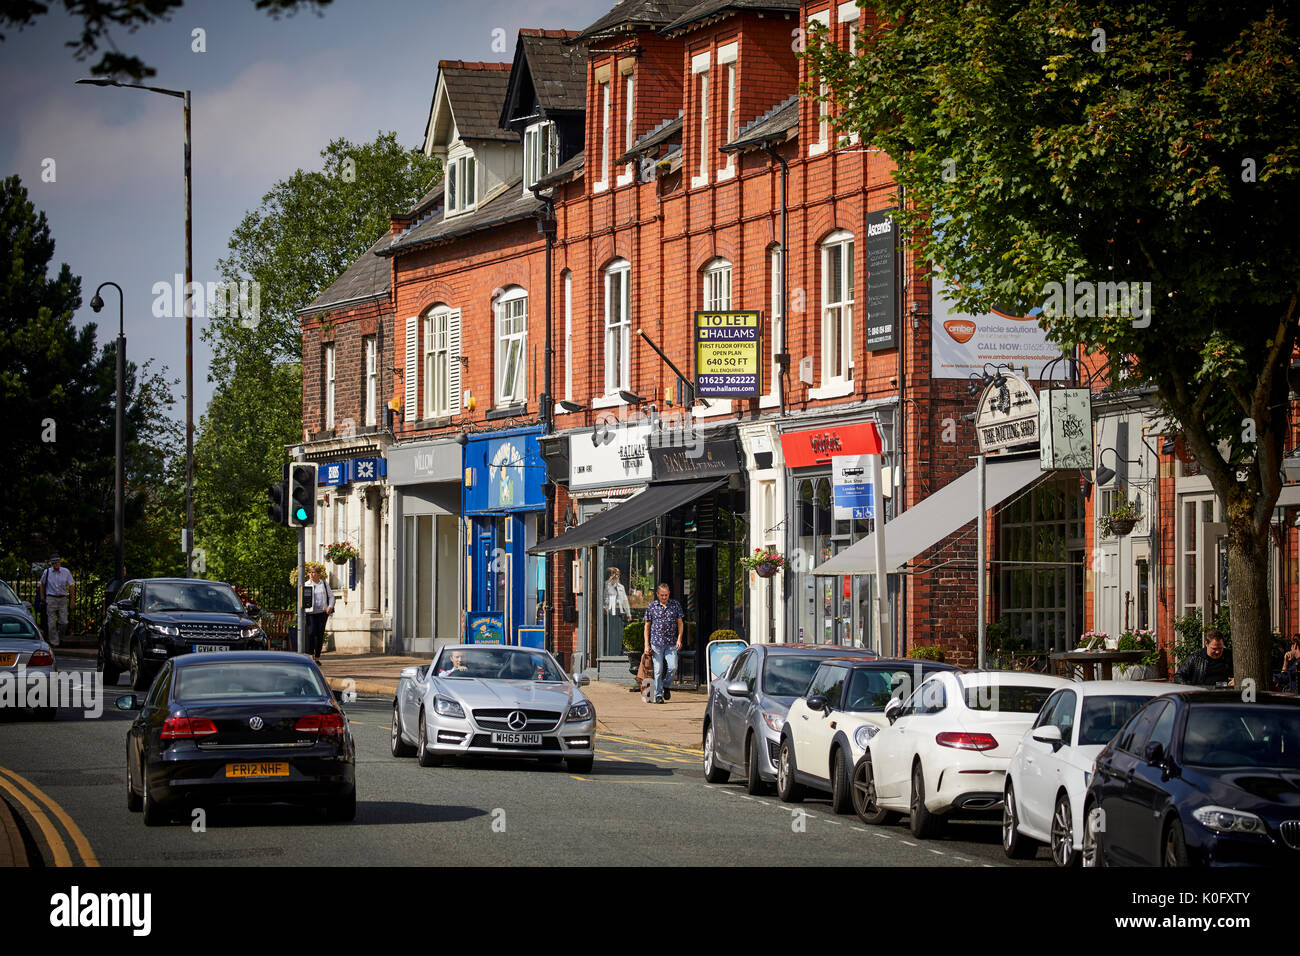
463;427;549;647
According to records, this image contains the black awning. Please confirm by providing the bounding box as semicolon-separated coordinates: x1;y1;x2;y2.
529;478;727;554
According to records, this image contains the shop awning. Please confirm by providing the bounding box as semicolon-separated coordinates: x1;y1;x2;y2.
813;455;1044;576
529;478;728;554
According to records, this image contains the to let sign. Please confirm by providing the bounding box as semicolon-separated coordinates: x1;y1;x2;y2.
695;311;761;398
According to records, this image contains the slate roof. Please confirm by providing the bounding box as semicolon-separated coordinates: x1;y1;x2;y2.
519;29;588;114
534;151;585;189
439;61;516;142
616;111;682;164
380;177;544;256
661;0;801;35
402;176;446;218
573;0;698;41
723;94;799;151
300;233;392;314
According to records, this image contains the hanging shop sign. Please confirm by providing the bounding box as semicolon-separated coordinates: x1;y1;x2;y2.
864;210;897;351
780;422;883;469
694;310;762;398
832;454;875;520
975;372;1040;453
1038;388;1094;471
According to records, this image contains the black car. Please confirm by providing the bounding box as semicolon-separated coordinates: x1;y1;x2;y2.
100;578;268;689
118;651;355;824
1083;691;1300;866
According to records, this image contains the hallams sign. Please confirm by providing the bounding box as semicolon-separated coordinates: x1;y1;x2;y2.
695;311;761;398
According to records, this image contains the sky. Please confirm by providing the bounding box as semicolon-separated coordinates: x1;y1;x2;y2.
1;0;611;422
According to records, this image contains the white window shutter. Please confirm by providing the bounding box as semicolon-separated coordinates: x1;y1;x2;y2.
404;315;418;422
448;309;462;415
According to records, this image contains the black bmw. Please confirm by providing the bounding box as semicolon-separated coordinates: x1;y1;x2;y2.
119;652;356;825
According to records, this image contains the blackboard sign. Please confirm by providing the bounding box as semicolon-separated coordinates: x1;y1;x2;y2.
865;210;897;351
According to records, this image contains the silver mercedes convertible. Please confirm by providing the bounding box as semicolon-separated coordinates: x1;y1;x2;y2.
390;644;596;773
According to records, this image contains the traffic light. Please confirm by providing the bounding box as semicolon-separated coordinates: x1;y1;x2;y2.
288;464;317;527
267;480;289;525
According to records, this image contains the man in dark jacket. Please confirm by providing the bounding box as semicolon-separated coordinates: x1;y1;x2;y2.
1174;629;1233;686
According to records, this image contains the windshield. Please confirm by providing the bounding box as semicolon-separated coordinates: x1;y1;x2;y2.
1078;695;1155;746
762;656;829;697
433;647;567;682
1183;705;1300;769
143;581;245;615
175;662;328;700
0;615;39;641
964;684;1055;714
843;665;947;712
0;581;21;605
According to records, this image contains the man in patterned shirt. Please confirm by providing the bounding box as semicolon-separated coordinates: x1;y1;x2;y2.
642;583;684;704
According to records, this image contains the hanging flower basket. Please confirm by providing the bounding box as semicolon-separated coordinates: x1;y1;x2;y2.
1108;517;1136;536
325;542;359;565
755;561;779;578
740;547;785;577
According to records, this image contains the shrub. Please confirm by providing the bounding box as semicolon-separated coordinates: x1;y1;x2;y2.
909;645;946;662
709;629;742;644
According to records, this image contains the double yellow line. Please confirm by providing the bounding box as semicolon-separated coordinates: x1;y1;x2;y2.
0;766;97;866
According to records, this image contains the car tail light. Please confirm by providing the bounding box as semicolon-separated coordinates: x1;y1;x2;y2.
161;717;218;740
28;650;53;667
936;731;998;751
295;713;346;735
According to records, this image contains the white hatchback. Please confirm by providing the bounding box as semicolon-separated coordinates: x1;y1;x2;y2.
859;670;1069;838
1002;679;1179;866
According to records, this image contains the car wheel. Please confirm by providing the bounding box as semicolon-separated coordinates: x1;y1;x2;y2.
141;769;168;827
566;756;594;774
1081;800;1104;868
1051;793;1079;867
830;748;853;815
1001;782;1038;859
702;723;730;783
776;738;804;803
390;702;415;757
1163;817;1190;868
745;734;766;795
909;761;945;839
416;711;443;767
129;643;150;691
851;755;897;826
126;765;142;813
325;788;356;823
98;640;120;686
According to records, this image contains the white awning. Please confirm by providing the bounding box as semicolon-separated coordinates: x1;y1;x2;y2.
813;455;1044;576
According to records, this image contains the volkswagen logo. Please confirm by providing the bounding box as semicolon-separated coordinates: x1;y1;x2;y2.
506;710;528;731
248;716;264;731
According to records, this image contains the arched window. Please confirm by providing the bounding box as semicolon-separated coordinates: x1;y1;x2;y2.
494;286;527;407
702;257;732;311
423;303;458;419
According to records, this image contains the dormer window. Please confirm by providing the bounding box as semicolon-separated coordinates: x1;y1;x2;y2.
618;64;635;186
446;149;477;215
718;42;738;180
524;121;558;190
692;51;711;187
593;64;612;193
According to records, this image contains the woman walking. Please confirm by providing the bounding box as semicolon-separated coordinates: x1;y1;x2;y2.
305;564;334;661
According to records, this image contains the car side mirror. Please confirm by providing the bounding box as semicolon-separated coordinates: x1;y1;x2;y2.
1031;724;1064;748
1144;741;1165;766
116;599;133;610
725;680;750;698
807;693;829;715
399;667;418;680
573;674;590;687
115;693;143;711
884;697;903;724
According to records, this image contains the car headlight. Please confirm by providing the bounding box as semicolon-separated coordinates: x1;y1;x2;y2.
433;696;465;719
1192;806;1266;835
148;623;179;637
854;725;879;749
566;701;592;722
760;710;786;733
240;626;260;639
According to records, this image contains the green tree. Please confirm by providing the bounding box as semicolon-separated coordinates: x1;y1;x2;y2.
806;2;1300;686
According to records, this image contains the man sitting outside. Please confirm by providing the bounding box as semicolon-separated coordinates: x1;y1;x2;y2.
1174;629;1234;687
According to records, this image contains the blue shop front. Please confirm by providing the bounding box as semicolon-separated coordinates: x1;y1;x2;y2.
462;427;548;648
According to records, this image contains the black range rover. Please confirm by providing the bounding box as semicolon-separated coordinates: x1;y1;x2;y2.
99;578;269;689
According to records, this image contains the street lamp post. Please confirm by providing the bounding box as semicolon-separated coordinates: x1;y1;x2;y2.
77;78;194;577
89;283;125;584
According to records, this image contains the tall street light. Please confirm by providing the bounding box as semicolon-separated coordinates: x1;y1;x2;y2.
77;78;195;577
89;283;125;586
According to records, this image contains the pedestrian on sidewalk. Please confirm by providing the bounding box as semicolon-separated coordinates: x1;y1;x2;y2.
643;583;683;704
304;563;334;661
39;555;75;647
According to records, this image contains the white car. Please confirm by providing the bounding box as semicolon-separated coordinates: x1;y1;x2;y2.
857;670;1069;838
777;658;959;813
0;607;56;720
1003;679;1180;866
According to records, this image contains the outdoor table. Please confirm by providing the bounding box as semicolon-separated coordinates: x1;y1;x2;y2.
1049;649;1148;681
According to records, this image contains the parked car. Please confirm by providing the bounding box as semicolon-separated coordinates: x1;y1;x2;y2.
0;607;55;720
778;658;959;813
1003;680;1180;865
702;643;878;794
118;651;355;824
391;644;596;773
0;579;35;621
1082;690;1300;866
99;578;269;691
855;670;1068;838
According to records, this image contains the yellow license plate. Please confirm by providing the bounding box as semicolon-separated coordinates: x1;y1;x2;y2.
0;654;16;666
225;762;289;779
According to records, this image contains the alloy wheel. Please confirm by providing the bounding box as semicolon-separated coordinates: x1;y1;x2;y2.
1052;796;1075;867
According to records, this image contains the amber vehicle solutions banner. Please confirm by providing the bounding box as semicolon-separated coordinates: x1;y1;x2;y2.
931;277;1070;380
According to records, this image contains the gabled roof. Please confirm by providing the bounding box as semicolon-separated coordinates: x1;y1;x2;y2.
573;0;698;42
616;111;682;164
425;61;515;149
300;233;393;315
502;29;588;127
380;176;544;256
534;151;585;189
722;94;799;151
661;0;800;35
